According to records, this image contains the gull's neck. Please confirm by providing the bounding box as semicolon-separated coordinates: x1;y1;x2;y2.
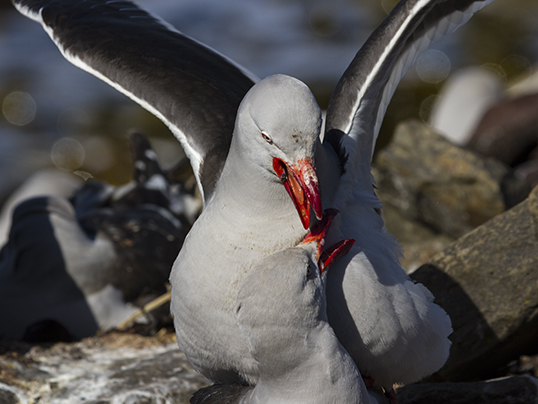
209;136;307;250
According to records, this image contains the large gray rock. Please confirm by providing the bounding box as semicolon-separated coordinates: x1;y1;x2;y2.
0;332;209;403
378;202;456;271
398;376;538;404
411;185;538;382
375;120;530;239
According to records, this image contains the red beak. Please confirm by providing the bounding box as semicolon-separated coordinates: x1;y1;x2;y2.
301;208;339;254
273;157;322;229
319;239;355;273
301;209;339;246
300;209;355;273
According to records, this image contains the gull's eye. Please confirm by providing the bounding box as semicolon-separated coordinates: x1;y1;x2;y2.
261;132;273;144
306;265;313;280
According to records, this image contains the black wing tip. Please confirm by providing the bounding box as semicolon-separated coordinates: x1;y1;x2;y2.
190;383;250;404
324;129;349;176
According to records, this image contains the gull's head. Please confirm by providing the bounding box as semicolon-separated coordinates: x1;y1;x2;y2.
234;74;323;228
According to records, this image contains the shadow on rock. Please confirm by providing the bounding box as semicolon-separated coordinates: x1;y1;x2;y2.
411;185;538;382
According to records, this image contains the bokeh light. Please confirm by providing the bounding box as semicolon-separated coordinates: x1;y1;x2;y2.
419;94;439;124
381;0;399;15
51;137;86;171
416;50;451;84
2;91;37;126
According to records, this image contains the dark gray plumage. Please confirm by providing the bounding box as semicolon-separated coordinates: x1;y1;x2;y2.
0;132;192;341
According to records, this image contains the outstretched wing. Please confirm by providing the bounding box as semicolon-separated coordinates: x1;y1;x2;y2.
325;0;495;174
13;0;258;202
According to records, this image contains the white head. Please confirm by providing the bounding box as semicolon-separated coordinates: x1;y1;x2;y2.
231;74;324;228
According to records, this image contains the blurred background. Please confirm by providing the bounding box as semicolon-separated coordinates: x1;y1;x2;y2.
0;0;536;198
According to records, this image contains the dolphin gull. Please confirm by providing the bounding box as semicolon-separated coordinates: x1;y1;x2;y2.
191;211;389;404
0;132;190;341
0;169;82;247
12;0;495;389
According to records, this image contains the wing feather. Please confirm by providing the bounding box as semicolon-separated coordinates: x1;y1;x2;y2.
12;0;258;202
325;0;495;175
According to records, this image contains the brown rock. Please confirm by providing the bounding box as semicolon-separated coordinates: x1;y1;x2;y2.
411;185;538;382
375;120;529;239
378;202;456;271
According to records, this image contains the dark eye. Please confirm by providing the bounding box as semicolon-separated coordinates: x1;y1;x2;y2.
306;265;314;280
261;132;273;144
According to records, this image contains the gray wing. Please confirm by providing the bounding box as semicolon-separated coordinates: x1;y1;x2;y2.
12;0;258;202
325;0;495;172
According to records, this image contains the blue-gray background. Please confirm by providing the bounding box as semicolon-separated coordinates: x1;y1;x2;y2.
0;0;536;195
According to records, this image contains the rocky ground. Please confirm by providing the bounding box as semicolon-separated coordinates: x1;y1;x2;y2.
1;120;537;403
0;330;207;404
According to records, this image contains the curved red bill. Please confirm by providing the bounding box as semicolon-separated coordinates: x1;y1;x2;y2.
273;157;323;229
299;208;354;272
300;208;339;259
319;239;355;273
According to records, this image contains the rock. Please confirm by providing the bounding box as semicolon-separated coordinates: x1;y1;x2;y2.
3;332;537;404
189;376;538;404
397;376;538;404
411;185;538;382
0;386;21;404
377;201;456;271
508;354;538;378
374;120;530;239
429;65;538;189
0;331;209;404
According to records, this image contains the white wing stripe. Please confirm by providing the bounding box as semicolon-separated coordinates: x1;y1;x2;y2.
343;0;433;137
12;2;42;22
65;51;206;198
363;0;495;159
14;1;210;200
